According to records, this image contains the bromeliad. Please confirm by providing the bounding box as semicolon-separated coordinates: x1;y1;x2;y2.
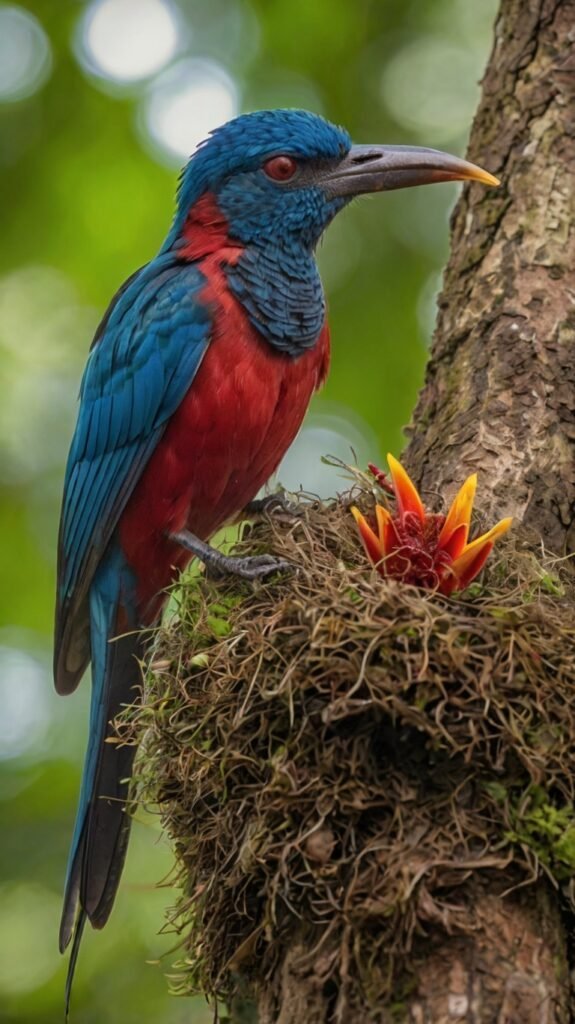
352;454;512;595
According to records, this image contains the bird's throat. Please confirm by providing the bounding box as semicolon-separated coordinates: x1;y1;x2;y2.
176;192;326;356
225;244;326;356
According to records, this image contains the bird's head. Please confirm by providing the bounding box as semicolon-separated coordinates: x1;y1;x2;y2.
170;109;498;254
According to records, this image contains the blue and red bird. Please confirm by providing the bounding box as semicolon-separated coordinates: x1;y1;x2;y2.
54;108;497;1009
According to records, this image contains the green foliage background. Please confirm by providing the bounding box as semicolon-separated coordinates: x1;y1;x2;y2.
0;0;496;1020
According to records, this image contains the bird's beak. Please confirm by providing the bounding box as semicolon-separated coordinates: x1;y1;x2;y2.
324;144;499;197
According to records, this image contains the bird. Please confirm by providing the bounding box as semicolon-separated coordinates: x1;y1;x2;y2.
54;108;498;1012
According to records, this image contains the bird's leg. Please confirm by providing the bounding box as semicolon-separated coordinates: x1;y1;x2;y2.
171;530;293;581
241;490;300;522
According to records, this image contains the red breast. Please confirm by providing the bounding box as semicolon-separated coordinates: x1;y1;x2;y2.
118;252;330;617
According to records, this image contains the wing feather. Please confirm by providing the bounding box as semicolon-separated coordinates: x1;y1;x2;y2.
54;257;212;694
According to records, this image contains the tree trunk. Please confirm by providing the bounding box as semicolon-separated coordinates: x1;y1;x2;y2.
256;884;570;1024
259;0;575;1019
406;0;575;556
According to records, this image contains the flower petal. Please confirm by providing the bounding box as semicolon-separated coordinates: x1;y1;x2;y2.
387;454;425;523
375;504;392;551
438;474;477;554
441;521;468;560
441;542;495;595
351;506;383;565
450;517;513;586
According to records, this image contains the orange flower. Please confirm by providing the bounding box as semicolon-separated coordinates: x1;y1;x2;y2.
352;455;512;595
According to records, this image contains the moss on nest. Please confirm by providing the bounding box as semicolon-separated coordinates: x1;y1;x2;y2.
129;484;575;1013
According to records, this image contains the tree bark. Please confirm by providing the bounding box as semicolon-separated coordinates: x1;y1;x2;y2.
256;0;575;1020
256;884;570;1024
391;0;575;1018
405;0;575;556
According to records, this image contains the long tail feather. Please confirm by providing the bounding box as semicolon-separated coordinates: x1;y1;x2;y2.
82;627;142;925
65;910;86;1022
60;544;145;1007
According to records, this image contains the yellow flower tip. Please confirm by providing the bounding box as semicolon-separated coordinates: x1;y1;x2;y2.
465;516;513;556
438;472;477;550
386;453;425;522
489;516;513;540
375;504;392;551
351;505;383;565
459;472;478;507
450;516;513;582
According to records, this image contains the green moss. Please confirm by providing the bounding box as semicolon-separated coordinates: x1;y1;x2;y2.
181;590;244;640
507;786;575;879
539;572;565;598
482;781;508;804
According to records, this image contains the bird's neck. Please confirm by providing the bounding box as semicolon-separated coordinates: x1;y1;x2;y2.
171;194;326;357
225;243;325;356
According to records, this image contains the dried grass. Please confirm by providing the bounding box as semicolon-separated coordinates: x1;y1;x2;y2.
127;483;575;1012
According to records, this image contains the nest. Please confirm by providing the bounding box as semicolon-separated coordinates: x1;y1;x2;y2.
130;486;575;1015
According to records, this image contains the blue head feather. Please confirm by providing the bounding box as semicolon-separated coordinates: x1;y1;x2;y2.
168;109;352;249
164;109;353;354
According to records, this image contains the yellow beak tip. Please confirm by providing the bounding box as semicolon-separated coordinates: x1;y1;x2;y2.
470;168;500;188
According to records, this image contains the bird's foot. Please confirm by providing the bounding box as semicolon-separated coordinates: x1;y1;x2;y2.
171;530;293;581
213;552;294;581
242;490;300;522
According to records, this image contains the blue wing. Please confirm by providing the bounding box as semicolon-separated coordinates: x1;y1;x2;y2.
54;255;212;694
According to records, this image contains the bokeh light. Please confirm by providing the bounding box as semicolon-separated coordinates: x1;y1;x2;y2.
0;883;61;995
142;57;239;164
385;182;455;259
243;66;325;115
278;407;381;498
381;37;485;144
78;0;182;85
0;266;97;485
0;648;49;760
0;5;52;103
176;0;260;69
317;214;361;293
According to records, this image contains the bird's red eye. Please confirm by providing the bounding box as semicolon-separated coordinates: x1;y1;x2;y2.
263;155;298;182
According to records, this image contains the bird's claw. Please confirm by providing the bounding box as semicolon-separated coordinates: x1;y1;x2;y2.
207;553;294;581
171;529;293;581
